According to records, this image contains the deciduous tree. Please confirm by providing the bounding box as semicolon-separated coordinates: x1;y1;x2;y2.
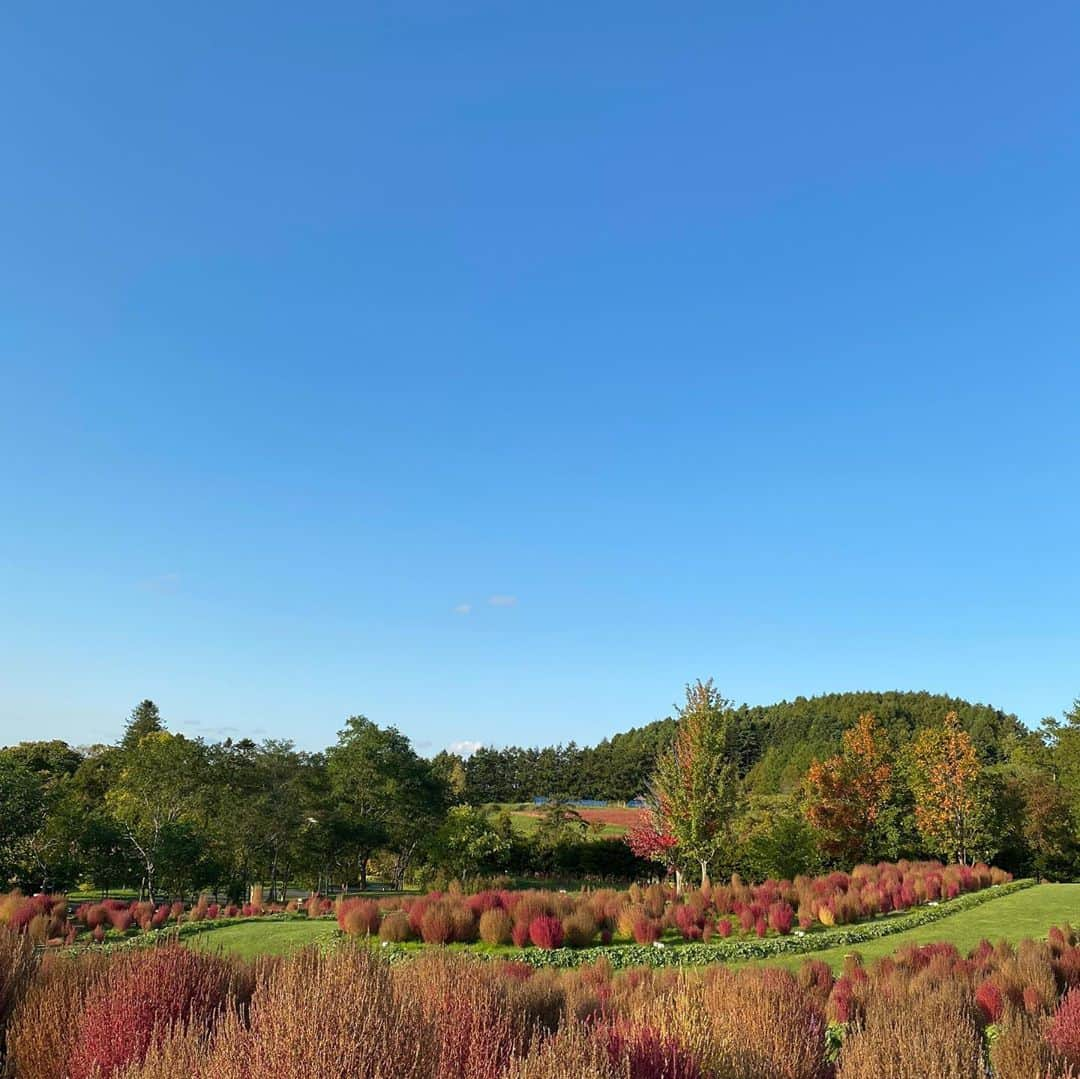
908;711;989;865
106;730;210;900
326;716;448;890
649;679;741;888
803;713;892;863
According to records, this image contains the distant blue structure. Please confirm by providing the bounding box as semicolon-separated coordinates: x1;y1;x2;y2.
626;796;648;808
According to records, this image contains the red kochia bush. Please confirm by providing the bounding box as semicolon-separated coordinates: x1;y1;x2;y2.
630;912;661;945
529;915;564;950
106;909;132;933
66;945;233;1078
337;898;380;937
768;900;794;935
975;980;1004;1024
1047;987;1080;1067
420;903;455;945
602;1020;704;1079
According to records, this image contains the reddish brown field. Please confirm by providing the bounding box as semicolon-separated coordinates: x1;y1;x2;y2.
520;806;647;830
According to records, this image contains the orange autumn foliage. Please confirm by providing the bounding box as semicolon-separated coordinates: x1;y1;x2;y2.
804;714;892;862
909;711;984;865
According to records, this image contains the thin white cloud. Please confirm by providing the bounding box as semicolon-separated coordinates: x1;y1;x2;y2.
448;739;483;757
488;594;517;607
453;603;472;615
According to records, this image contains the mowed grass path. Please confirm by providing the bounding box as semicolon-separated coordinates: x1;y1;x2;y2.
184;883;1078;965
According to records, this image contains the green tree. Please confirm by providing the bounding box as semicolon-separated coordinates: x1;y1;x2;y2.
430;750;468;802
534;799;588;849
105;731;209;900
739;808;821;882
431;806;509;879
121;699;165;750
651;680;741;887
1020;775;1078;881
0;756;45;885
326;716;448;890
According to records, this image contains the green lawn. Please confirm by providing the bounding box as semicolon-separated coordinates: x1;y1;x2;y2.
187;918;339;959
755;883;1079;972
182;883;1078;966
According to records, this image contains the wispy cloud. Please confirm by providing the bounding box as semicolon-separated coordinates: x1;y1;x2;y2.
448;739;483;757
140;572;181;595
453;602;472;615
488;594;517;607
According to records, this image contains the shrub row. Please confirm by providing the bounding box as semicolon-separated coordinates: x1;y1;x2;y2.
335;860;1011;950
393;880;1036;969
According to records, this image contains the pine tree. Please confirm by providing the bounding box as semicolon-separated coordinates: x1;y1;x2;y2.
121;700;164;751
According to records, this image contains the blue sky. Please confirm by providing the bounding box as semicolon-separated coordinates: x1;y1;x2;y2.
2;3;1078;752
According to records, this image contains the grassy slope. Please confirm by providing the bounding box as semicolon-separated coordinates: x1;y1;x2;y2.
755;883;1079;972
494;809;629;839
185;883;1078;965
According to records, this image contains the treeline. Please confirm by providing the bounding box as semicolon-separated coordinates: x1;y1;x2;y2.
446;691;1025;803
446;720;677;804
1;690;1077;900
0;703;655;901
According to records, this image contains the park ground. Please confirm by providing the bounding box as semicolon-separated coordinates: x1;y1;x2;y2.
489;802;642;838
185;881;1078;965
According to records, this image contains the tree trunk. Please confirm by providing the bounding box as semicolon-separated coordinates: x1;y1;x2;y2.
268;844;279;903
674;867;683;895
359;856;368;891
699;860;710;890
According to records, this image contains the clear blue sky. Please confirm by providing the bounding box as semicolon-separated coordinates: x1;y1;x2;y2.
2;3;1078;753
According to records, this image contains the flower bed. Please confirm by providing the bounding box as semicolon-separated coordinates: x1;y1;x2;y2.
335;860;1012;951
0;860;1017;965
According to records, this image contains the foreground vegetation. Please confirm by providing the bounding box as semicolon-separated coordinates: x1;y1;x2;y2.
2;923;1078;1077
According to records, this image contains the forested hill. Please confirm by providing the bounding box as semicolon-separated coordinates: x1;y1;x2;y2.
458;690;1024;804
735;690;1024;793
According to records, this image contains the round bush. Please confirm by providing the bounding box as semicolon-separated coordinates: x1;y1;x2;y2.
479;908;513;946
378;910;413;943
529;915;565;950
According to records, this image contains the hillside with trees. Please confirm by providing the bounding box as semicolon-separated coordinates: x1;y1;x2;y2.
447;690;1025;803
